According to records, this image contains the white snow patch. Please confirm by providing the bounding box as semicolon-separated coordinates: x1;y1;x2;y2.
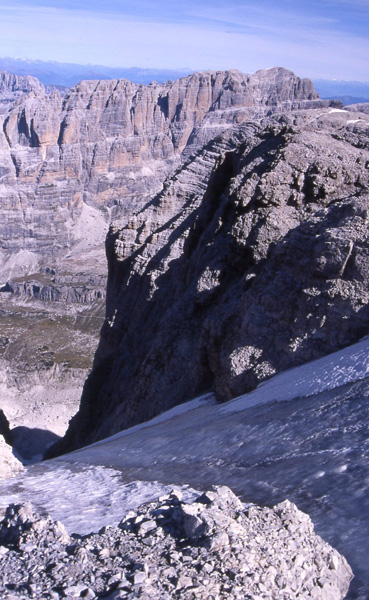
328;108;348;113
0;464;199;535
201;122;233;129
222;336;369;413
141;165;154;177
1;338;369;595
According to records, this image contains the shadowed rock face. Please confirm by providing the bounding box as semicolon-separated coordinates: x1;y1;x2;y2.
52;107;369;453
0;410;12;446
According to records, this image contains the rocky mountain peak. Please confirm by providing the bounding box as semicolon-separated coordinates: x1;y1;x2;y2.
0;66;330;283
0;70;46;115
248;66;318;102
0;70;45;95
0;66;346;459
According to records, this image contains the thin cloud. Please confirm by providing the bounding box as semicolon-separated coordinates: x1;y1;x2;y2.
0;1;367;80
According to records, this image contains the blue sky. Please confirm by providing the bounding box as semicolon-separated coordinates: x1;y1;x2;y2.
0;0;368;80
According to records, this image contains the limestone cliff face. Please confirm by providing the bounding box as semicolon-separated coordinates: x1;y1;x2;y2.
0;71;45;114
0;67;327;279
54;107;369;452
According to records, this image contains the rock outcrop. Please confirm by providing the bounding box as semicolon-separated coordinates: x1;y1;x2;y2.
0;67;334;445
346;103;369;115
52;106;369;452
0;436;23;479
4;271;106;305
0;486;353;599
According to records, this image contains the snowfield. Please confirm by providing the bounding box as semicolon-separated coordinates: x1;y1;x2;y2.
2;338;369;598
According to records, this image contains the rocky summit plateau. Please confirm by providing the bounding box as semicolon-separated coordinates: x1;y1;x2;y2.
0;64;369;599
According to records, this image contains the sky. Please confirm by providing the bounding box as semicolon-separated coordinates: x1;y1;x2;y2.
0;0;368;81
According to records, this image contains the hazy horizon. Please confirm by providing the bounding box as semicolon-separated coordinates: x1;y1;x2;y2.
1;55;369;84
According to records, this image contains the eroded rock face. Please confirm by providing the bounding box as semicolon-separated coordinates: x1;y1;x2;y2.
0;67;332;445
54;107;369;452
0;67;328;279
0;487;353;599
346;103;369;115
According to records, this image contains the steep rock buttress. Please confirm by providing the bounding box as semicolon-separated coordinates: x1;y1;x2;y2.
50;106;369;454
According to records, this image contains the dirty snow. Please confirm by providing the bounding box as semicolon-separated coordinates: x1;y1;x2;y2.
0;462;198;535
90;393;217;447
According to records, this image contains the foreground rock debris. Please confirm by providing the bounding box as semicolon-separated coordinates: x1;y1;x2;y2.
0;486;352;599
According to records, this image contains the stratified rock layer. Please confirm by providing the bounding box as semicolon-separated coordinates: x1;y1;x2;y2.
54;107;369;452
0;67;327;278
0;487;353;599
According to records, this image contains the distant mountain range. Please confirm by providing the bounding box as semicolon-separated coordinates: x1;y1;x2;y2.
313;78;369;105
0;56;193;87
1;57;368;105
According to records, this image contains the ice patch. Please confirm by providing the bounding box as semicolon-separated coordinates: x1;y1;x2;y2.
334;464;348;473
89;393;217;448
1;339;369;595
